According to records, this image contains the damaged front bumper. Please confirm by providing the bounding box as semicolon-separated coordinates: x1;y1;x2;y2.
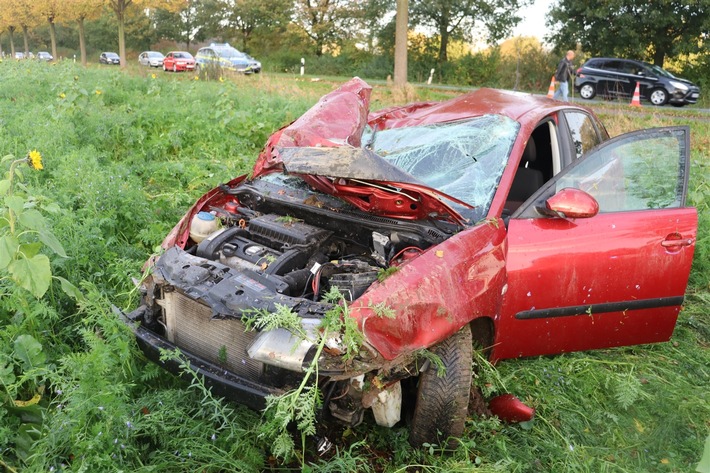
119;305;281;410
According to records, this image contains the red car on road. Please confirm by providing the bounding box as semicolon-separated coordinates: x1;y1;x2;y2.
163;51;195;72
122;78;697;447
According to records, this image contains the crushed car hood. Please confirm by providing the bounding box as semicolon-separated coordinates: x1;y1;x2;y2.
252;78;471;225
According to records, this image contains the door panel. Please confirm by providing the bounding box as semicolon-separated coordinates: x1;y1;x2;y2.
493;126;696;361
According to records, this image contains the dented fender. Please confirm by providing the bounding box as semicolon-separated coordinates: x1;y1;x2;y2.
351;219;508;360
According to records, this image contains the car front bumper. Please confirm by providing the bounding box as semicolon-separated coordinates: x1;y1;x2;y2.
118;305;281;410
669;88;700;105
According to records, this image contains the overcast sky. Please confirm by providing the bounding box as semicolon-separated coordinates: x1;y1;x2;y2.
511;0;556;41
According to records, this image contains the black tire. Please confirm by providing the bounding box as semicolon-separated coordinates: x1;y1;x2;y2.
409;324;472;448
649;88;668;106
579;83;596;100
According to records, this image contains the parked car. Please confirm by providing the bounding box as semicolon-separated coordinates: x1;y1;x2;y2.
99;52;120;65
163;51;195;72
575;57;700;106
14;52;25;60
122;79;697;447
195;43;254;73
138;51;165;68
36;51;53;61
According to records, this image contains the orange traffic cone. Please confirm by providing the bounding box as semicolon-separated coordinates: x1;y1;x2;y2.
547;76;556;98
630;82;642;107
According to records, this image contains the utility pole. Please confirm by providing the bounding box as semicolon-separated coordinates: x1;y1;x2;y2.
393;0;408;86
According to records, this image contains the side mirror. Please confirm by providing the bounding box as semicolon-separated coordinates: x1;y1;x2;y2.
545;188;599;219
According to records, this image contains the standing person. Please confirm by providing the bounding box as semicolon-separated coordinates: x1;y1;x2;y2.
553;50;576;102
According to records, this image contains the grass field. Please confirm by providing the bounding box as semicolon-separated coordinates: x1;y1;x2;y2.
0;60;708;473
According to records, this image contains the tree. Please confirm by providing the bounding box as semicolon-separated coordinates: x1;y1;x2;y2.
410;0;529;63
0;3;19;56
547;0;710;66
32;0;63;59
105;0;185;67
393;0;408;86
292;0;353;56
64;0;103;66
5;0;39;55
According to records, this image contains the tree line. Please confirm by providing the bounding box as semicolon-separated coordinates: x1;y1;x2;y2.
1;0;709;90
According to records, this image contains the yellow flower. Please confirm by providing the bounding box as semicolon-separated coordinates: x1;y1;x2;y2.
59;92;66;99
27;150;43;171
194;76;199;81
74;75;79;81
219;77;225;82
151;73;156;79
95;89;102;95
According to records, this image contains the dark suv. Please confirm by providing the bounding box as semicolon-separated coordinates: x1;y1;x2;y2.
575;58;700;107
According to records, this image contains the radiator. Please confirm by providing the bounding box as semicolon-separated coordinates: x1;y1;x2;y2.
161;290;263;379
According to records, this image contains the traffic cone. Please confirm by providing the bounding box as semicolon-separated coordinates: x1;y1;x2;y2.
630;82;642;107
546;76;556;98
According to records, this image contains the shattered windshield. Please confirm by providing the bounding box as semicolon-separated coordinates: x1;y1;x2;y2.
363;115;519;213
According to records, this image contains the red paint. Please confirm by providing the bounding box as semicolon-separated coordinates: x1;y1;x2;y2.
488;394;535;423
493;208;697;361
546;188;599;218
350;220;507;360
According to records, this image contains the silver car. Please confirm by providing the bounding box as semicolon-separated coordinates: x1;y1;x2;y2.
138;51;164;68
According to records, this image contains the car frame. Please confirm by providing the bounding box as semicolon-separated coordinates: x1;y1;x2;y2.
138;51;165;68
99;52;120;65
575;57;700;107
163;51;195;72
122;78;697;447
36;51;53;61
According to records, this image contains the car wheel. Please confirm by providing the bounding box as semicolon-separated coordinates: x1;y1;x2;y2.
579;83;596;100
650;88;668;106
409;324;472;448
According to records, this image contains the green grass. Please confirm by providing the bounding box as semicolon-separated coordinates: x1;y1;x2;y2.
0;60;708;472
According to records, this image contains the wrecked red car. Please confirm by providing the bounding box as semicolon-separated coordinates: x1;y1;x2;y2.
123;78;697;446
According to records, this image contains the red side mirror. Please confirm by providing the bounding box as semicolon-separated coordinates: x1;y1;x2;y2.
546;188;599;219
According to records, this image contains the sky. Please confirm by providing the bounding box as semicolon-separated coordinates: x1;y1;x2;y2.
510;0;556;41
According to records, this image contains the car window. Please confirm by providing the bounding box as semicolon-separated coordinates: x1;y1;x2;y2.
621;62;641;75
554;127;689;212
364;115;519;218
564;112;603;159
603;60;622;72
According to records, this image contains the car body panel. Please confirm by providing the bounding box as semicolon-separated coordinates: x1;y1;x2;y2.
494;126;696;359
350;220;507;360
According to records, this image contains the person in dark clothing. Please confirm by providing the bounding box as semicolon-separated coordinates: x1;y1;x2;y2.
553;50;576;102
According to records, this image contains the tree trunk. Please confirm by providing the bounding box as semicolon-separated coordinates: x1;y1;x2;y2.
118;13;127;67
438;31;449;63
393;0;408;86
438;11;450;63
9;29;15;57
652;47;665;67
49;21;58;60
78;18;87;66
22;26;29;55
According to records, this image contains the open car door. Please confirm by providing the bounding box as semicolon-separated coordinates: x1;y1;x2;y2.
494;126;697;361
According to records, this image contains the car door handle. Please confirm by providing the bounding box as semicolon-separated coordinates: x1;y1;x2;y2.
661;238;694;248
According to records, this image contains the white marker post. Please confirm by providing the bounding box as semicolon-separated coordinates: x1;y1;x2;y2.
427;68;435;85
300;58;305;76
